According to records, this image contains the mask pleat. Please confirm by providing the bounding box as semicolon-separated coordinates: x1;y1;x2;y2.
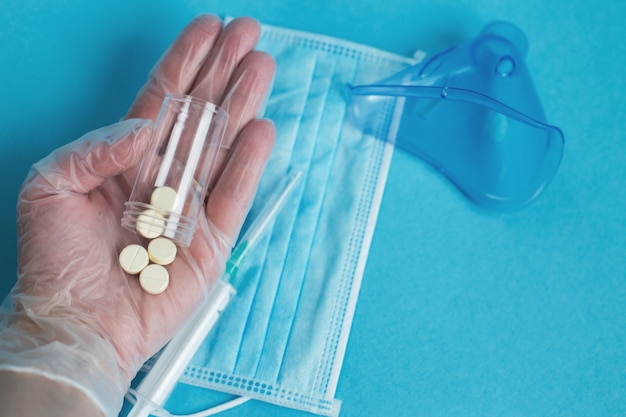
192;44;319;373
182;22;417;416
274;54;360;392
255;53;340;383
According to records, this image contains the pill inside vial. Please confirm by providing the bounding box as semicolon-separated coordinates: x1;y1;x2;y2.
118;244;150;275
139;264;170;295
151;186;179;212
148;237;178;266
136;209;166;239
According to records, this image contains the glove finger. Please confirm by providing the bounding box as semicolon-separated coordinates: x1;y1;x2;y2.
208;51;276;187
125;14;223;121
20;119;152;201
205;118;276;247
189;17;261;105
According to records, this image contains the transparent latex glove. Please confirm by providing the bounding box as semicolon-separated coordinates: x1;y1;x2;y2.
0;15;275;417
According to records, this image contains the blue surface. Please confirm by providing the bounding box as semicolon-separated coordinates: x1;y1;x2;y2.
1;1;625;416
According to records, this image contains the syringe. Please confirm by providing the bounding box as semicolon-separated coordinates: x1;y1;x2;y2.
126;170;302;417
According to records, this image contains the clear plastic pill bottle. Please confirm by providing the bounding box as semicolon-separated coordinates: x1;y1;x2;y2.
122;94;228;247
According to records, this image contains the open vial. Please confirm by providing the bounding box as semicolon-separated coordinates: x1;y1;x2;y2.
122;94;228;247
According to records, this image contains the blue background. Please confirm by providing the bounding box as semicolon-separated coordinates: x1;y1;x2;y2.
1;1;625;416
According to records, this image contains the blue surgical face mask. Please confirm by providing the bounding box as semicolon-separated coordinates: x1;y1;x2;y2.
178;23;418;416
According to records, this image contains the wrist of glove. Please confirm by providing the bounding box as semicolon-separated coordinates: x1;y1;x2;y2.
0;295;126;417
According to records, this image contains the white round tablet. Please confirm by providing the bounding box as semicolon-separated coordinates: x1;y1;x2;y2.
136;209;166;239
139;264;170;295
147;237;177;266
151;186;179;212
118;244;150;275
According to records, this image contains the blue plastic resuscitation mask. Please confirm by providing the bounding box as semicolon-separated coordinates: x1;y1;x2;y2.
177;23;419;416
347;21;564;211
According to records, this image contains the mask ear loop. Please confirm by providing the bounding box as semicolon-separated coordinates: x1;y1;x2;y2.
127;387;250;417
170;397;251;417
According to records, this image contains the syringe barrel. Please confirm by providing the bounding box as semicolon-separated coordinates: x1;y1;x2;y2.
127;280;235;417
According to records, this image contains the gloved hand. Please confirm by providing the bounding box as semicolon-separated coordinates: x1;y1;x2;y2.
0;15;275;417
